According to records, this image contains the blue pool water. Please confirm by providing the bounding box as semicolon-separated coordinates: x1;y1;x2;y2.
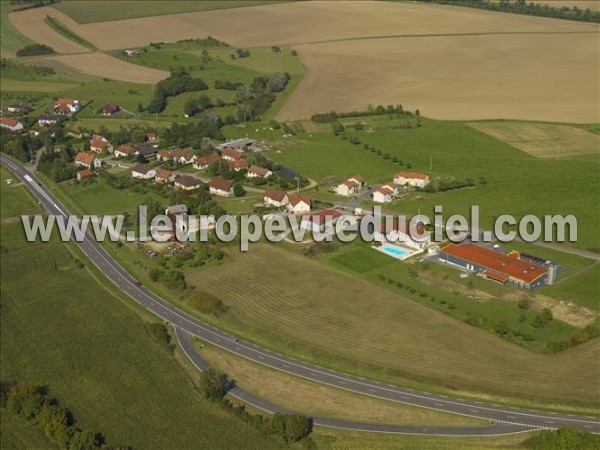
381;245;409;257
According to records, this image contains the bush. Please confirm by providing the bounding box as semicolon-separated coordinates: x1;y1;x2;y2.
199;368;229;401
16;44;55;57
523;427;600;449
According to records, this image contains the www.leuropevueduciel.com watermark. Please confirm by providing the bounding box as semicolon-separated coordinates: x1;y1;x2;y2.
20;205;578;251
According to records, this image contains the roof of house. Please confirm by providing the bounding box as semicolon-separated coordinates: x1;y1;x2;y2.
395;171;429;180
145;132;157;140
196;153;220;166
288;193;312;207
132;163;152;175
248;165;271;176
100;103;119;114
166;204;188;215
175;175;201;187
441;244;548;283
172;149;194;160
77;169;92;179
218;138;255;149
210;178;233;191
341;179;359;188
222;147;243;160
74;152;96;166
116;144;136;154
38;114;61;122
375;186;392;195
350;175;364;182
0;117;20;127
158;150;172;159
137;145;158;156
309;209;342;225
155;168;173;180
264;187;287;203
90;134;108;149
229;159;250;170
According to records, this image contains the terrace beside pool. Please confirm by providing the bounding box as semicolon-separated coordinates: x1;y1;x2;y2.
373;243;420;261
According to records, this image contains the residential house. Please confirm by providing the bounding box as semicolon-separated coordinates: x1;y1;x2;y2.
348;175;366;187
193;152;220;170
374;218;430;250
54;98;80;115
37;115;61;126
229;158;250;172
209;178;233;197
165;204;188;215
74;152;101;170
306;209;342;233
77;169;93;181
287;193;311;214
124;49;141;57
7;103;26;114
221;147;243;162
90;134;111;154
372;186;393;203
99;103;120;116
217;138;256;151
247;165;272;178
172;149;196;165
174;175;202;191
145;132;158;142
337;179;359;197
155;168;174;183
131;164;156;180
264;188;288;207
0;117;24;132
393;171;430;188
114;145;136;158
136;145;158;159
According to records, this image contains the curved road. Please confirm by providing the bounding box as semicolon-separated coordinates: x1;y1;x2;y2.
3;155;599;436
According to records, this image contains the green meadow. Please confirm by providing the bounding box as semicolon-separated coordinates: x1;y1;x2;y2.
0;3;34;57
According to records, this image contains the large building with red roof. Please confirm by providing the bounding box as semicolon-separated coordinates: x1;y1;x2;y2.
439;243;549;290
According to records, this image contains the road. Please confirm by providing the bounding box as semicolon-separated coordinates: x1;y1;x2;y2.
2;155;599;436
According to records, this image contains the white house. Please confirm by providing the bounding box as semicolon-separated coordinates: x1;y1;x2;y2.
74;152;101;170
54;98;81;115
131;164;156;180
174;175;202;191
193;153;220;170
221;147;244;162
264;188;288;207
348;175;366;187
393;171;430;188
247;165;272;178
114;145;136;158
209;178;233;197
287;193;311;214
374;218;430;250
0;117;24;132
337;179;359;197
372;187;392;203
37;115;61;126
90;134;111;154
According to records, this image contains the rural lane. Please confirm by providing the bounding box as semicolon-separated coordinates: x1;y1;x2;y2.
2;155;599;436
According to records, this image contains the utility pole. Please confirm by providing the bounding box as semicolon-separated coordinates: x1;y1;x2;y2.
429;156;433;173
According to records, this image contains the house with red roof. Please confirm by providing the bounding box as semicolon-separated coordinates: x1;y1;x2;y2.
155;168;174;183
287;193;311;214
229;158;250;172
54;98;80;115
99;103;120;116
264;188;288;208
0;117;24;132
76;169;93;181
247;165;272;178
145;132;158;142
74;152;101;170
209;178;234;197
337;179;359;197
439;244;549;290
90;134;111;154
193;153;220;170
114;145;136;158
221;147;243;162
393;171;430;188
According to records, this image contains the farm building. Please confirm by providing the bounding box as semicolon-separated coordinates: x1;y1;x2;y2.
114;145;136;158
193;153;220;170
393;171;430;188
174;175;202;191
247;165;272;178
439;244;549;290
217;138;256;151
74;152;101;170
264;188;288;207
90;134;111;154
287;193;312;214
0;117;24;132
131;164;156;180
374;218;430;250
209;178;233;197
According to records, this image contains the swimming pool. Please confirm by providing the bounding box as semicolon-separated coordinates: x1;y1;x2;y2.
374;244;417;260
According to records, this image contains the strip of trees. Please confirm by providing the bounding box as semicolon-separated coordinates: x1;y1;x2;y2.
312;104;413;123
146;69;209;114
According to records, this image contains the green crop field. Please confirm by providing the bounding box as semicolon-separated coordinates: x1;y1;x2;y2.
182;243;599;410
53;1;289;24
0;409;53;450
0;219;279;450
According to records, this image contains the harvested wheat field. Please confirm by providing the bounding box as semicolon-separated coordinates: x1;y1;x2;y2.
469;122;600;159
10;1;598;51
276;33;600;123
51;52;168;84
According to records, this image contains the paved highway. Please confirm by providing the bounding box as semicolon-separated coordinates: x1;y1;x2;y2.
3;155;599;436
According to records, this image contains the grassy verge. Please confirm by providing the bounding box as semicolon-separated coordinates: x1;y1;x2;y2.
44;15;97;50
0;166;42;218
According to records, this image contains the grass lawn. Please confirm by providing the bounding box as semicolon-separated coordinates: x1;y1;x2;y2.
0;167;42;218
0;221;279;450
195;340;485;427
53;1;289;24
182;243;599;410
0;409;53;450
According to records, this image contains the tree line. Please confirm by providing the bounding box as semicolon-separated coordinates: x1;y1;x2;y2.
312;104;414;123
146;69;209;114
